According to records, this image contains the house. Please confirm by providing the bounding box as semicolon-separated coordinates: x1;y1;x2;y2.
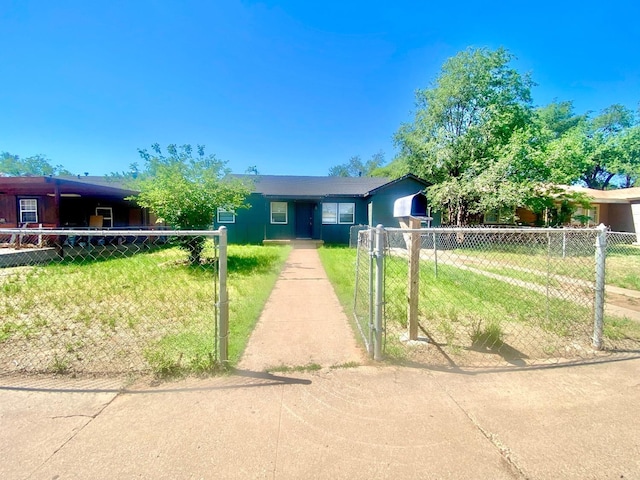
477;186;640;234
560;185;640;233
0;175;151;229
214;174;436;244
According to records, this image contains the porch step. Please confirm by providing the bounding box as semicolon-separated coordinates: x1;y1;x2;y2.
262;239;324;249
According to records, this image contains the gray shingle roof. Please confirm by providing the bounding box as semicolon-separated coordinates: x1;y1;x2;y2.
232;174;392;197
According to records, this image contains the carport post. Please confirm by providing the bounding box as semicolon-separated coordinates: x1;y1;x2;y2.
593;224;607;350
374;224;385;361
218;227;229;363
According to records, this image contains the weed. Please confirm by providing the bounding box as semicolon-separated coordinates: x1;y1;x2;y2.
470;319;504;349
267;363;322;373
329;361;360;369
51;355;69;374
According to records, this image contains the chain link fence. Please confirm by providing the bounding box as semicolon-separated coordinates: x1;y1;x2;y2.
355;226;640;368
0;228;228;376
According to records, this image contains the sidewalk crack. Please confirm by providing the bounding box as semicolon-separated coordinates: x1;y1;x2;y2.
433;377;530;480
26;392;122;479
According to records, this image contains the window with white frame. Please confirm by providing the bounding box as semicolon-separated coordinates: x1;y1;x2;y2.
322;203;337;224
217;208;236;224
96;207;113;228
270;202;287;224
323;203;355;224
19;199;38;223
338;203;355;224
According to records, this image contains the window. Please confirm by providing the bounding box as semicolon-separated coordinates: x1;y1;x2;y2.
19;199;38;223
322;203;337;224
572;206;599;226
96;207;113;228
217;208;236;224
338;203;355;224
483;208;514;225
270;202;287;224
323;203;355;224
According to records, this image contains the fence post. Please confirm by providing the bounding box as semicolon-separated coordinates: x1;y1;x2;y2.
593;224;607;350
218;226;229;363
374;224;384;361
407;218;421;340
367;227;375;357
433;231;438;278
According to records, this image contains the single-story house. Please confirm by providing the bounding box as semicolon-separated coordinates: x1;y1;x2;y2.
478;186;640;234
214;174;437;244
559;185;640;233
0;175;152;229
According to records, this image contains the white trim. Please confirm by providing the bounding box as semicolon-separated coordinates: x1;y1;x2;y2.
338;203;355;224
270;201;288;224
217;207;236;224
322;203;337;224
19;198;38;223
95;207;113;228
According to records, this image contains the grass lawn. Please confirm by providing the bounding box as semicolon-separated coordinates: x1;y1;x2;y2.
319;246;640;365
453;243;640;292
0;242;290;376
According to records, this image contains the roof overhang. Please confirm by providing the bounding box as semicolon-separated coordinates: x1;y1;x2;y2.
0;176;139;199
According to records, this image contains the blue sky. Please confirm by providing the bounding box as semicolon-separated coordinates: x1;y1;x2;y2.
1;0;638;177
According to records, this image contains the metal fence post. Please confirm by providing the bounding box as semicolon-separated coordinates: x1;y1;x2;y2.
374;224;384;361
433;231;438;278
218;226;229;363
367;227;375;357
593;224;607;350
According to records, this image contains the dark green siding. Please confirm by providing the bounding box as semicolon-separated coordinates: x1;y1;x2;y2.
319;197;368;245
216;176;438;245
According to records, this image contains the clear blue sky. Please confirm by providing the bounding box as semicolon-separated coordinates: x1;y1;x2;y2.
1;0;638;176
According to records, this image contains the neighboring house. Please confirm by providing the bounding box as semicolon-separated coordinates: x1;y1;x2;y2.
214;174;435;244
560;185;640;233
480;185;640;233
0;176;151;229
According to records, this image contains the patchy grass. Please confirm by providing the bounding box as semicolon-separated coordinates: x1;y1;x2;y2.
0;242;290;376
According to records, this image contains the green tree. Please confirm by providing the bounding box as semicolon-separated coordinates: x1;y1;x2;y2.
328;151;385;177
394;47;535;225
544;104;637;189
615;124;640;187
0;152;72;176
132;144;250;265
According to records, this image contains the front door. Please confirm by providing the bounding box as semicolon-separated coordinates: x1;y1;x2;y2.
295;202;314;238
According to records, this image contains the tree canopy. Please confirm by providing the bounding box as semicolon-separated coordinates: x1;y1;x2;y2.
394;47;640;226
394;47;537;225
0;152;73;177
130;143;250;264
328;151;386;177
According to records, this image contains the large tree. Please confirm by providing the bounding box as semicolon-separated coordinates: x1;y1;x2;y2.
131;144;250;264
395;47;536;225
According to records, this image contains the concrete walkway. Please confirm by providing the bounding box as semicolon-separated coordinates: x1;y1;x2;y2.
238;245;363;371
2;243;640;479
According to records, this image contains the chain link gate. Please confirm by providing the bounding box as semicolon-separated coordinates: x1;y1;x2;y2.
0;227;228;376
355;226;640;368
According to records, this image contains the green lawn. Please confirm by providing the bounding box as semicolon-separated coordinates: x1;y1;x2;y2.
319;246;640;364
